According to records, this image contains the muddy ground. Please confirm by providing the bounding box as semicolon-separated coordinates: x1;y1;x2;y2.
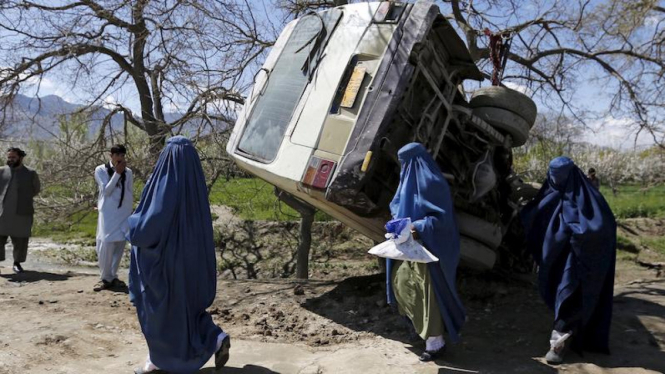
0;218;663;374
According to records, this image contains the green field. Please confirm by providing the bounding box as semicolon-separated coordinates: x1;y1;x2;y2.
209;178;332;221
33;209;98;244
34;178;332;241
34;179;664;241
211;178;298;221
210;180;665;221
600;185;665;219
639;236;665;256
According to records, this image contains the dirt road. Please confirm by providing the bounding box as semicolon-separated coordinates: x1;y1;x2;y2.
0;239;664;374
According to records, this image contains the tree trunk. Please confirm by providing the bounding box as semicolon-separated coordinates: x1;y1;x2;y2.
297;209;315;279
131;1;166;158
147;126;167;158
274;188;316;280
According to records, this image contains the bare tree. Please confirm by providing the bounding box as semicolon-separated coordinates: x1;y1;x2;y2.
520;113;584;158
286;0;665;149
0;0;289;236
0;0;276;155
444;0;665;148
3;1;664;151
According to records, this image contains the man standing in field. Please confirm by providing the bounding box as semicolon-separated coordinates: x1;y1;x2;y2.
587;168;600;189
94;144;133;291
0;147;41;274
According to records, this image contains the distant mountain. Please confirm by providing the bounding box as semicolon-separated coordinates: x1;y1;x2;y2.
13;94;80;115
2;94;124;140
1;94;229;140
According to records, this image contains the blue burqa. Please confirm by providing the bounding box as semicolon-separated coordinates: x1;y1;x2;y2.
386;143;466;343
128;136;222;373
523;157;616;353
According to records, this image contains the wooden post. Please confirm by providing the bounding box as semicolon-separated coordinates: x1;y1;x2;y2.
275;188;316;279
297;209;315;279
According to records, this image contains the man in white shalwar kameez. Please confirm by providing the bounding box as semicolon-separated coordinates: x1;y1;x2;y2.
94;144;133;291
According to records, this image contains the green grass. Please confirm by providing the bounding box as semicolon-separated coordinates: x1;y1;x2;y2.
617;235;640;253
208;181;665;222
34;179;146;243
639;237;665;256
33;210;98;243
209;178;331;221
35;178;333;243
34;179;664;243
601;185;665;219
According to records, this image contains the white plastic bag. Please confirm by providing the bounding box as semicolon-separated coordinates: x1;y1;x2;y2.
471;150;497;202
384;217;413;244
369;218;439;263
368;237;439;263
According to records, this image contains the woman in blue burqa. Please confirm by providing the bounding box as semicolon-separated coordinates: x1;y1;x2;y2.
128;136;230;374
523;156;616;364
385;143;465;361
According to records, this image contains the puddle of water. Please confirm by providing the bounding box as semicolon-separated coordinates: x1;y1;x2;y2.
1;238;100;276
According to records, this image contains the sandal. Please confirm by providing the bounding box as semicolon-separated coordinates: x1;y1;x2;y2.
93;280;112;292
419;345;446;362
215;336;231;369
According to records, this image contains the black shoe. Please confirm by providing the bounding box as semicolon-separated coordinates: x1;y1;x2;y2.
111;278;127;288
419;345;446;362
12;262;23;274
215;335;231;369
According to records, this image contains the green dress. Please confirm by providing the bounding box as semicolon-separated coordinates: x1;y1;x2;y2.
391;260;444;339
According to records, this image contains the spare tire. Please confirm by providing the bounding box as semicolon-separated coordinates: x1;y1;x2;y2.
470;86;537;126
457;211;503;249
472;106;531;147
460;236;496;270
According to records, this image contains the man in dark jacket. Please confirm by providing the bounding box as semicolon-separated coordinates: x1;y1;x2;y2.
0;147;41;273
587;168;600;189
